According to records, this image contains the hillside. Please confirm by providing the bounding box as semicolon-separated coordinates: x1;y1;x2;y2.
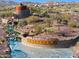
0;0;17;6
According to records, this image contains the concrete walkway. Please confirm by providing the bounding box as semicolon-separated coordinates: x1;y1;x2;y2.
14;42;73;58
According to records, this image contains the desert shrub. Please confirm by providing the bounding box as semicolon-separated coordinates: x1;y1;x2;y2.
34;24;43;34
18;20;27;27
27;16;39;24
0;12;13;17
45;27;57;32
68;21;77;28
44;18;52;27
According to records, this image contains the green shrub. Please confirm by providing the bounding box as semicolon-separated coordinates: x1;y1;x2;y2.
27;16;39;24
45;27;56;32
0;12;13;17
44;18;51;27
18;20;27;27
68;21;77;28
34;24;43;34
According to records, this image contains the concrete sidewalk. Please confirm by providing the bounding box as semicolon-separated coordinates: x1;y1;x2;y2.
14;43;73;58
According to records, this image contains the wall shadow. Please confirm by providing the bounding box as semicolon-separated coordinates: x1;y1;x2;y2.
54;36;79;48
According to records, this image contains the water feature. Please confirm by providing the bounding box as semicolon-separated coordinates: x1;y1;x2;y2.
8;38;28;58
7;22;28;58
